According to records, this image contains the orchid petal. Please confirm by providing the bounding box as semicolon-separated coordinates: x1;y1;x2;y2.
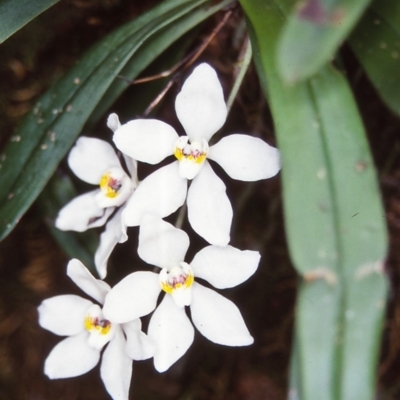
67;259;110;304
103;272;161;323
38;295;92;336
107;113;121;132
124;156;138;185
170;284;192;308
190;283;253;346
138;214;189;270
187;162;232;246
123;319;155;361
44;332;100;379
68;137;122;184
190;246;260;289
122;162;187;227
107;113;138;183
175;63;227;142
101;328;132;400
148;295;194;372
178;156;206;180
95;210;127;279
113;119;178;164
55;191;114;232
208;134;281;181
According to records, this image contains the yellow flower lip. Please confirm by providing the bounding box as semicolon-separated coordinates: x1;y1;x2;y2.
100;172;122;198
160;263;194;295
83;304;115;349
84;315;112;335
174;147;207;164
173;137;209;180
173;137;209;164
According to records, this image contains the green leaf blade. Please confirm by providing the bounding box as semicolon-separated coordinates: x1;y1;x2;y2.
277;0;371;83
349;1;400;115
241;1;388;399
0;0;61;43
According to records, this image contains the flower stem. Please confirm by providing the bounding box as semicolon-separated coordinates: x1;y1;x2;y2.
226;36;252;113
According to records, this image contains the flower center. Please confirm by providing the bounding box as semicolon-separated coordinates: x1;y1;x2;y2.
84;315;112;335
96;167;134;207
159;263;194;308
84;304;115;349
173;137;209;180
100;172;122;198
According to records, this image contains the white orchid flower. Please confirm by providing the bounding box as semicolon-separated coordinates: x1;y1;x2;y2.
55;115;138;278
102;215;260;372
113;63;280;246
37;259;154;400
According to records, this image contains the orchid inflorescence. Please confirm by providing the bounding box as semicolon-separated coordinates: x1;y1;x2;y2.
37;63;281;399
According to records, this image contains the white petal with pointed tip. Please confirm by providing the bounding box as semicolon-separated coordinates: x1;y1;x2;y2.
138;215;189;269
113;119;178;164
107;113;121;132
101;328;132;400
103;272;161;323
148;295;194;372
122;162;187;227
175;63;227;142
38;295;92;336
123;319;155;361
44;332;100;379
68;137;122;184
190;283;253;346
190;245;260;289
187;162;232;246
208;134;281;181
67;259;110;304
95;209;127;279
55;191;114;232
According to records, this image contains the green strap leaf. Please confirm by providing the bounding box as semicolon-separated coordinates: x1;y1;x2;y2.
309;67;387;400
0;0;61;44
276;0;371;83
0;0;232;241
240;0;388;399
349;0;400;115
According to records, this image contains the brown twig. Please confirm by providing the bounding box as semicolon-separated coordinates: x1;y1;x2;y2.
117;8;233;86
137;8;233;116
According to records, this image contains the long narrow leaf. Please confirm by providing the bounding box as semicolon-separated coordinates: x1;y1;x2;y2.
276;0;371;83
349;0;400;115
240;1;388;400
310;66;388;400
241;3;341;398
0;0;61;44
